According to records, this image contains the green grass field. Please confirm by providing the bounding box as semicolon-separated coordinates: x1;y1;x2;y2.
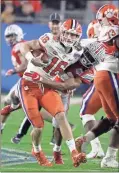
1;104;119;172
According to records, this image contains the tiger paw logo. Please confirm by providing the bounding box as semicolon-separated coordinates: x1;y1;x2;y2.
104;9;115;18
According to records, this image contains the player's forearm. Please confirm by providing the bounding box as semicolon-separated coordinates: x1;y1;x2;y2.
20;40;41;61
62;78;82;90
20;42;31;56
9;68;26;75
14;65;26;73
40;78;66;91
40;77;82;91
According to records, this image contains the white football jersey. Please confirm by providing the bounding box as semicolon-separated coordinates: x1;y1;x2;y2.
80;35;119;73
80;38;97;47
94;25;119;73
24;33;83;80
94;42;119;73
98;25;119;42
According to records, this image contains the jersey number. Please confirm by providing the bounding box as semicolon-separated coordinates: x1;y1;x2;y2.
43;57;68;76
40;35;49;43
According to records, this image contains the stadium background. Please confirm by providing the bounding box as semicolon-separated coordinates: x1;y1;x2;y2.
1;0;119;172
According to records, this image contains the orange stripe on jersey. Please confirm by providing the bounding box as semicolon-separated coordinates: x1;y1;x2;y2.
103;42;117;55
11;40;26;65
12;51;21;65
54;76;63;82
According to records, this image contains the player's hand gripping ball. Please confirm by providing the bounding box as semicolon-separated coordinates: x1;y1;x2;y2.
32;49;49;64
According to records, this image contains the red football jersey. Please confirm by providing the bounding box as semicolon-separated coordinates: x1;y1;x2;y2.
11;40;27;77
63;61;94;84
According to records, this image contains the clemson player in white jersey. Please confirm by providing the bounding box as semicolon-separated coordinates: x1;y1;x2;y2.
11;14;75;165
75;4;119;168
1;15;75;166
36;19;104;160
18;18;86;167
1;14;61;141
1;24;28;131
10;13;62;146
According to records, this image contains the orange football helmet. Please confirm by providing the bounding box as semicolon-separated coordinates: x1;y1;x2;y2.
87;19;101;38
96;4;119;26
60;19;82;47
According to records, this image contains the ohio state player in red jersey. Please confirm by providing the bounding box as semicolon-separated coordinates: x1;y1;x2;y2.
1;24;28;131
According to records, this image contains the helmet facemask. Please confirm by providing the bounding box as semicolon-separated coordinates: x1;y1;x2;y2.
60;30;81;48
60;19;82;48
5;34;18;46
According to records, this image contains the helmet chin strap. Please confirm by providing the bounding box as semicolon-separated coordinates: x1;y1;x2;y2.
65;46;72;53
60;42;72;53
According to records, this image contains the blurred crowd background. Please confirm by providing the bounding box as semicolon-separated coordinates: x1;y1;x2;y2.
1;0;118;24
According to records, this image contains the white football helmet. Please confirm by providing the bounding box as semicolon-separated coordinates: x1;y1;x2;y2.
4;24;24;45
60;19;82;47
96;4;119;26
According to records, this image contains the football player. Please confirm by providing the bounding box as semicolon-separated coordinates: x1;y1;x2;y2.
80;19;104;159
10;14;75;166
11;13;63;145
75;4;119;168
18;18;86;167
36;4;119;168
1;15;75;165
1;24;28;132
37;20;104;160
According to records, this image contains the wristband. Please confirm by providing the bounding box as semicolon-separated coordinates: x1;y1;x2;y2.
12;69;17;74
25;52;34;61
39;76;43;82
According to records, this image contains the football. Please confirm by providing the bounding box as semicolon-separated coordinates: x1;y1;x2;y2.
32;49;49;64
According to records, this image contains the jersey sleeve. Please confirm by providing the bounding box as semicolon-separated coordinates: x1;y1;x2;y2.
11;45;22;68
11;43;27;77
38;33;52;52
81;38;96;47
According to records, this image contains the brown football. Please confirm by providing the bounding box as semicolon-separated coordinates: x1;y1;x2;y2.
32;49;49;64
